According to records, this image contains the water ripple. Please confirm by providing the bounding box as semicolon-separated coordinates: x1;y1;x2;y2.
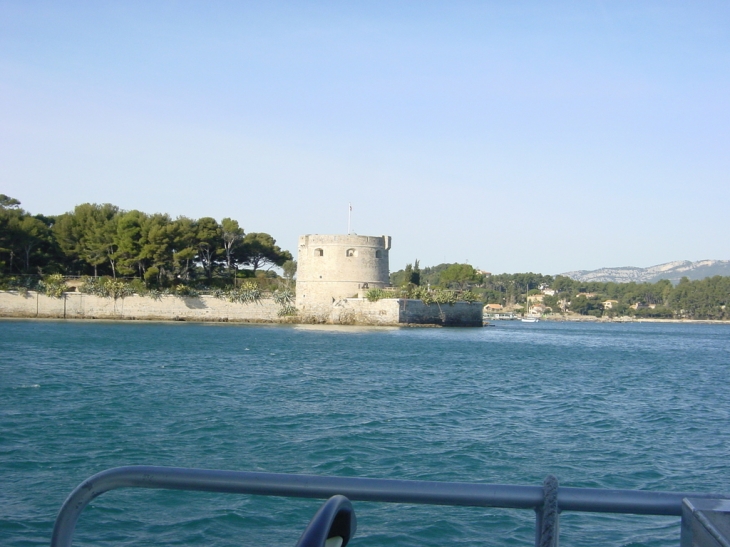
1;320;729;546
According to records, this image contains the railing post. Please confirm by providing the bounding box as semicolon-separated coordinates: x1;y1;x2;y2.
680;498;730;547
534;507;543;547
537;475;559;547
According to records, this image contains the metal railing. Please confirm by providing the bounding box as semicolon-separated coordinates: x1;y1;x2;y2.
51;465;728;547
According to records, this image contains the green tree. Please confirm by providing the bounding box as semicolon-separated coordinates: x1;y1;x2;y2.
542;294;560;312
403;263;413;285
239;232;293;274
417;263;456;286
390;268;407;287
170;216;198;281
439;263;481;290
570;294;603;316
1;197;296;288
0;194;21;209
0;201;23;273
0;197;58;275
195;217;222;280
115;210;147;277
221;218;244;280
16;216;52;272
89;214;120;278
52;203;120;276
139;214;174;285
410;259;421;286
282;259;297;282
552;275;575;295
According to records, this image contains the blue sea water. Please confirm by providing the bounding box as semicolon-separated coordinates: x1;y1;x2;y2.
1;319;729;547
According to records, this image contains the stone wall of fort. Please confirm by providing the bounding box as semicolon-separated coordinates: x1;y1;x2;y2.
0;291;283;322
302;298;483;327
0;291;482;326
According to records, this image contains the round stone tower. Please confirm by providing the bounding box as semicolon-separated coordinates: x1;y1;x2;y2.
296;234;391;313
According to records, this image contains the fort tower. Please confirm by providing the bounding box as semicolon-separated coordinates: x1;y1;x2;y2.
296;234;391;313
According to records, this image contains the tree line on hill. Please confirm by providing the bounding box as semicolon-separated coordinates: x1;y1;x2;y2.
0;195;295;288
391;261;730;320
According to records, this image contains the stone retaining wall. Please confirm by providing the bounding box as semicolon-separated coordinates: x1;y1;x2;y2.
398;299;484;326
0;292;483;326
0;291;282;322
300;298;483;326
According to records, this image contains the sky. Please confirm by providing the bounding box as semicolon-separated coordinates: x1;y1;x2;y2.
1;1;729;275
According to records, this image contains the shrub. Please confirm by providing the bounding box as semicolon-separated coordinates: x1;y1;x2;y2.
366;288;390;302
38;274;66;298
174;285;200;297
272;289;294;306
79;277;134;299
277;305;298;317
226;281;262;304
128;279;147;294
459;291;480;303
2;276;40;292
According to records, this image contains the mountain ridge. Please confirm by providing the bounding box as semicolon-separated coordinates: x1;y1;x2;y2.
560;259;730;284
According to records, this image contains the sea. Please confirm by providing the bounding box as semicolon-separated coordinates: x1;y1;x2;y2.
1;319;729;547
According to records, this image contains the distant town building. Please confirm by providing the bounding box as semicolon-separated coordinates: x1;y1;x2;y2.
631;302;656;310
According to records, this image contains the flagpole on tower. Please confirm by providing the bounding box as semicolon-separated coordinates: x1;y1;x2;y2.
348;203;352;234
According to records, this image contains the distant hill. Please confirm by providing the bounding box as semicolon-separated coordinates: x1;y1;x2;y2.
560;260;730;284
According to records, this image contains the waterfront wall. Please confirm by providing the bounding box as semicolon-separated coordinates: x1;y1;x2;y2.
398;299;484;326
0;291;282;322
0;292;482;326
305;298;483;327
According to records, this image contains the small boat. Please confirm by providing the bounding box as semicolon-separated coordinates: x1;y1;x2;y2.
521;316;539;323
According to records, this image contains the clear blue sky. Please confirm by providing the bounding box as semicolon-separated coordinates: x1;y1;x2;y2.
2;1;728;274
